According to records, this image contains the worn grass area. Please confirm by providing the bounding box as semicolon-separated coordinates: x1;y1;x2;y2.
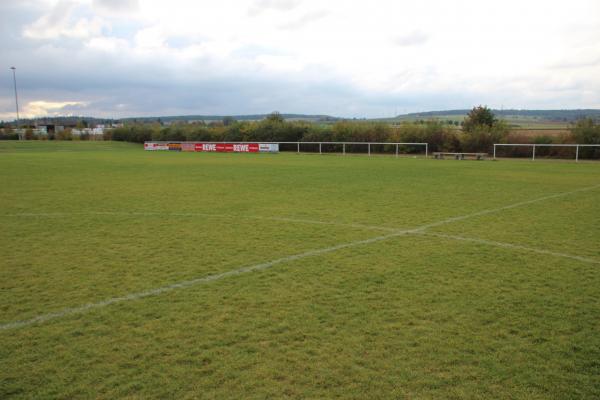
1;141;599;399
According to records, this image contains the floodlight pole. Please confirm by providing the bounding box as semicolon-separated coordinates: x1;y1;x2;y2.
10;67;21;140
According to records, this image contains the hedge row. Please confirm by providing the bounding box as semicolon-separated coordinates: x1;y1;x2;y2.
105;119;505;153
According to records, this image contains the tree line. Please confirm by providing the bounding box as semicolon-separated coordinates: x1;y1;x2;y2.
102;108;598;156
2;107;599;157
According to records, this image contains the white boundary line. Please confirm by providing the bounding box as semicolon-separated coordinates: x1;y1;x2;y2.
3;209;598;265
4;184;600;230
0;211;397;233
411;184;600;232
1;183;599;331
418;232;600;265
0;230;412;331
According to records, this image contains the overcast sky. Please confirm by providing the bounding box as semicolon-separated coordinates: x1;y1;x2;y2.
1;0;600;119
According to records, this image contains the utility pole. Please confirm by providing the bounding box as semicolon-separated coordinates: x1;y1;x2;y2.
10;67;21;140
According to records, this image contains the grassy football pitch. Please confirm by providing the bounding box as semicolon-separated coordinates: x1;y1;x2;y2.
1;141;599;399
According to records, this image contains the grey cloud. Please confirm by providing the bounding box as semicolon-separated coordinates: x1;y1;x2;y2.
2;1;600;120
1;21;371;118
22;0;75;39
393;31;429;47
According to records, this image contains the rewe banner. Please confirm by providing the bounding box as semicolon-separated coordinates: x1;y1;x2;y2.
194;143;259;152
144;142;279;153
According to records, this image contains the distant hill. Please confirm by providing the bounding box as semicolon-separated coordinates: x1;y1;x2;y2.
0;114;340;128
4;110;599;129
120;113;341;123
394;109;600;122
2;116;114;127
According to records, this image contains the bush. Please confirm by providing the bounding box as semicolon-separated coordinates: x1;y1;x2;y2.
0;128;19;140
55;129;73;141
571;118;600;158
24;128;37;140
460;123;508;153
111;125;154;143
394;121;459;152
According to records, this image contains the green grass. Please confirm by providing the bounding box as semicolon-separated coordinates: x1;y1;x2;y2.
1;141;599;399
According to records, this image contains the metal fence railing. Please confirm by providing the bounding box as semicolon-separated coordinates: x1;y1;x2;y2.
146;141;429;158
493;143;600;162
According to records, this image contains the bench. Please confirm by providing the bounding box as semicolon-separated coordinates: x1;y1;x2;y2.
433;152;487;160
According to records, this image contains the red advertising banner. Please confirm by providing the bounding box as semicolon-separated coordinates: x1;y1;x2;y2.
232;143;259;152
147;142;279;153
195;143;218;152
194;143;261;152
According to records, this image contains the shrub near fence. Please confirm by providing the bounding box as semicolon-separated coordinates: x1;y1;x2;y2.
108;120;457;152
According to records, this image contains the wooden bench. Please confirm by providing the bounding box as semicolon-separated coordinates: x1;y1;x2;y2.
433;152;487;160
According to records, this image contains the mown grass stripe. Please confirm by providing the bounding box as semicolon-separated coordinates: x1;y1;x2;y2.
1;183;598;331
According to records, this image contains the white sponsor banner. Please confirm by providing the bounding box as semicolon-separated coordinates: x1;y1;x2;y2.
259;143;279;153
144;143;169;151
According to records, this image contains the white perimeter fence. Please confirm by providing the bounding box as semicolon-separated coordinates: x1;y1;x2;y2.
494;143;600;162
149;141;429;158
282;141;428;157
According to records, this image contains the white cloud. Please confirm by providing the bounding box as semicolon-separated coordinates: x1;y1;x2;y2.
92;0;139;14
4;0;600;117
278;9;329;30
23;1;108;39
393;31;429;47
248;0;301;16
0;100;87;119
86;36;129;53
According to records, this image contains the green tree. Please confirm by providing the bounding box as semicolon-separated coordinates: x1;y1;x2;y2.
461;106;508;152
571;118;600;144
265;111;284;123
463;105;496;132
222;116;236;126
571;118;600;158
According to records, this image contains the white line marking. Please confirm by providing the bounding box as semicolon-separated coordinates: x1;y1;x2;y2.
0;230;412;331
1;183;598;330
0;211;397;232
419;232;600;265
411;184;600;232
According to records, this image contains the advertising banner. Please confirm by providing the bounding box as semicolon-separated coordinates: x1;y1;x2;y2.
181;143;195;152
144;143;168;151
195;143;261;152
259;143;279;153
145;142;279;153
232;143;259;152
195;143;218;152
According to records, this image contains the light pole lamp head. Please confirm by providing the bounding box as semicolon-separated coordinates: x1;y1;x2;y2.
10;66;15;70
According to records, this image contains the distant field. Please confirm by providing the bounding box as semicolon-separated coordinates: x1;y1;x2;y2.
501;116;570;130
509;128;570;137
394;114;571;130
1;141;599;399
